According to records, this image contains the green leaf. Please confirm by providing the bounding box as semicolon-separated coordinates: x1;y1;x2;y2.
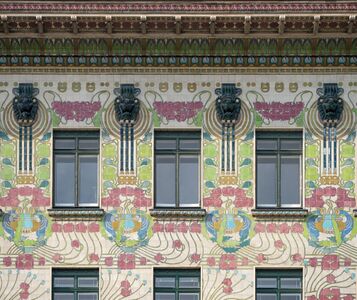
39;158;49;165
205;181;215;189
39;180;49;188
240;158;252;167
243;131;254;141
242;181;252;189
205;158;216;166
92;110;103;128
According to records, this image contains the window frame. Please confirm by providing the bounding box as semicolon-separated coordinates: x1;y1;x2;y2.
154;269;201;300
52;268;99;300
255;131;303;209
53;130;100;208
256;269;303;300
154;131;201;209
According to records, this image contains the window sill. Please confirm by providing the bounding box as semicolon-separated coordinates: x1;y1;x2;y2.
47;208;105;221
149;208;206;220
251;208;308;220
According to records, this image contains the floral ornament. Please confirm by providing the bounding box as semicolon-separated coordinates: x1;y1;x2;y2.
118;254;135;269
19;282;30;300
222;278;233;294
52;101;101;122
102;187;151;208
219;254;237;270
203;187;253;208
319;288;340;300
322;255;339;270
102;209;153;251
0;186;50;208
304;198;356;253
254;102;304;121
120;280;132;297
16;254;34;270
305;187;355;208
153;101;203;123
203;210;254;252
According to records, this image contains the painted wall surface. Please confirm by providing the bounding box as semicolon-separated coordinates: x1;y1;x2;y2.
0;74;356;300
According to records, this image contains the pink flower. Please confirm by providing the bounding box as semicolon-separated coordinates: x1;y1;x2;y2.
274;240;284;249
207;257;216;267
20;282;29;290
254;101;304;121
3;256;11;267
219;254;237;270
165;223;176;232
320;288;340;300
190;222;201;233
223;286;233;294
88;223;99;233
53;254;62;263
326;274;335;284
121;288;132;297
0;186;50;207
71;240;80;248
309;258;318;267
256;254;265;264
191;253;200;263
154;253;164;263
105;257;113;267
16;254;34;270
254;223;265;233
278;223;290;233
75;223;87;233
153;222;164;233
344;258;352;267
63;223;74;233
118;254;135;269
177;222;188;233
204;187;253;208
38;257;46;266
266;223;277;233
173;240;183;249
222;278;232;286
20;291;29;300
344;295;354;300
140;257;147;265
52;223;62;232
307;296;317;300
322;255;339;270
241;257;249;266
291;223;303;233
52;101;101;122
121;280;131;289
292;253;302;263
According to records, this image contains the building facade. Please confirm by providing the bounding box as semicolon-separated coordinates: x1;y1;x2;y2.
0;1;357;299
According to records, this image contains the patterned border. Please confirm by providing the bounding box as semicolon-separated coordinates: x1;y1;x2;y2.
251;209;309;219
149;209;207;219
47;208;105;220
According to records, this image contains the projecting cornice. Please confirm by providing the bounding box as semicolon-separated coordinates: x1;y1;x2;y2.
0;13;357;37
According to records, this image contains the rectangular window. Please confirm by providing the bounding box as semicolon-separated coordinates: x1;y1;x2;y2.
52;269;99;300
256;269;302;300
154;269;200;300
256;131;302;208
53;131;99;208
155;131;201;208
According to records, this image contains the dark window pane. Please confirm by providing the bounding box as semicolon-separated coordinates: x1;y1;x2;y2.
156;155;176;207
53;277;75;288
257;155;277;207
281;295;301;300
55;155;75;206
155;139;177;150
78;293;98;300
179;139;200;150
54;294;74;300
179;277;200;288
179;293;199;300
79;155;98;206
156;293;175;300
257;278;277;288
155;277;175;288
281;156;300;207
54;139;76;150
79;139;99;150
257;139;278;150
179;155;199;207
257;294;277;300
280;140;302;150
281;278;302;289
78;277;99;288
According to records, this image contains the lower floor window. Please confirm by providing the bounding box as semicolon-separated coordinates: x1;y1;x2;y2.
154;269;200;300
52;269;99;300
256;269;302;300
